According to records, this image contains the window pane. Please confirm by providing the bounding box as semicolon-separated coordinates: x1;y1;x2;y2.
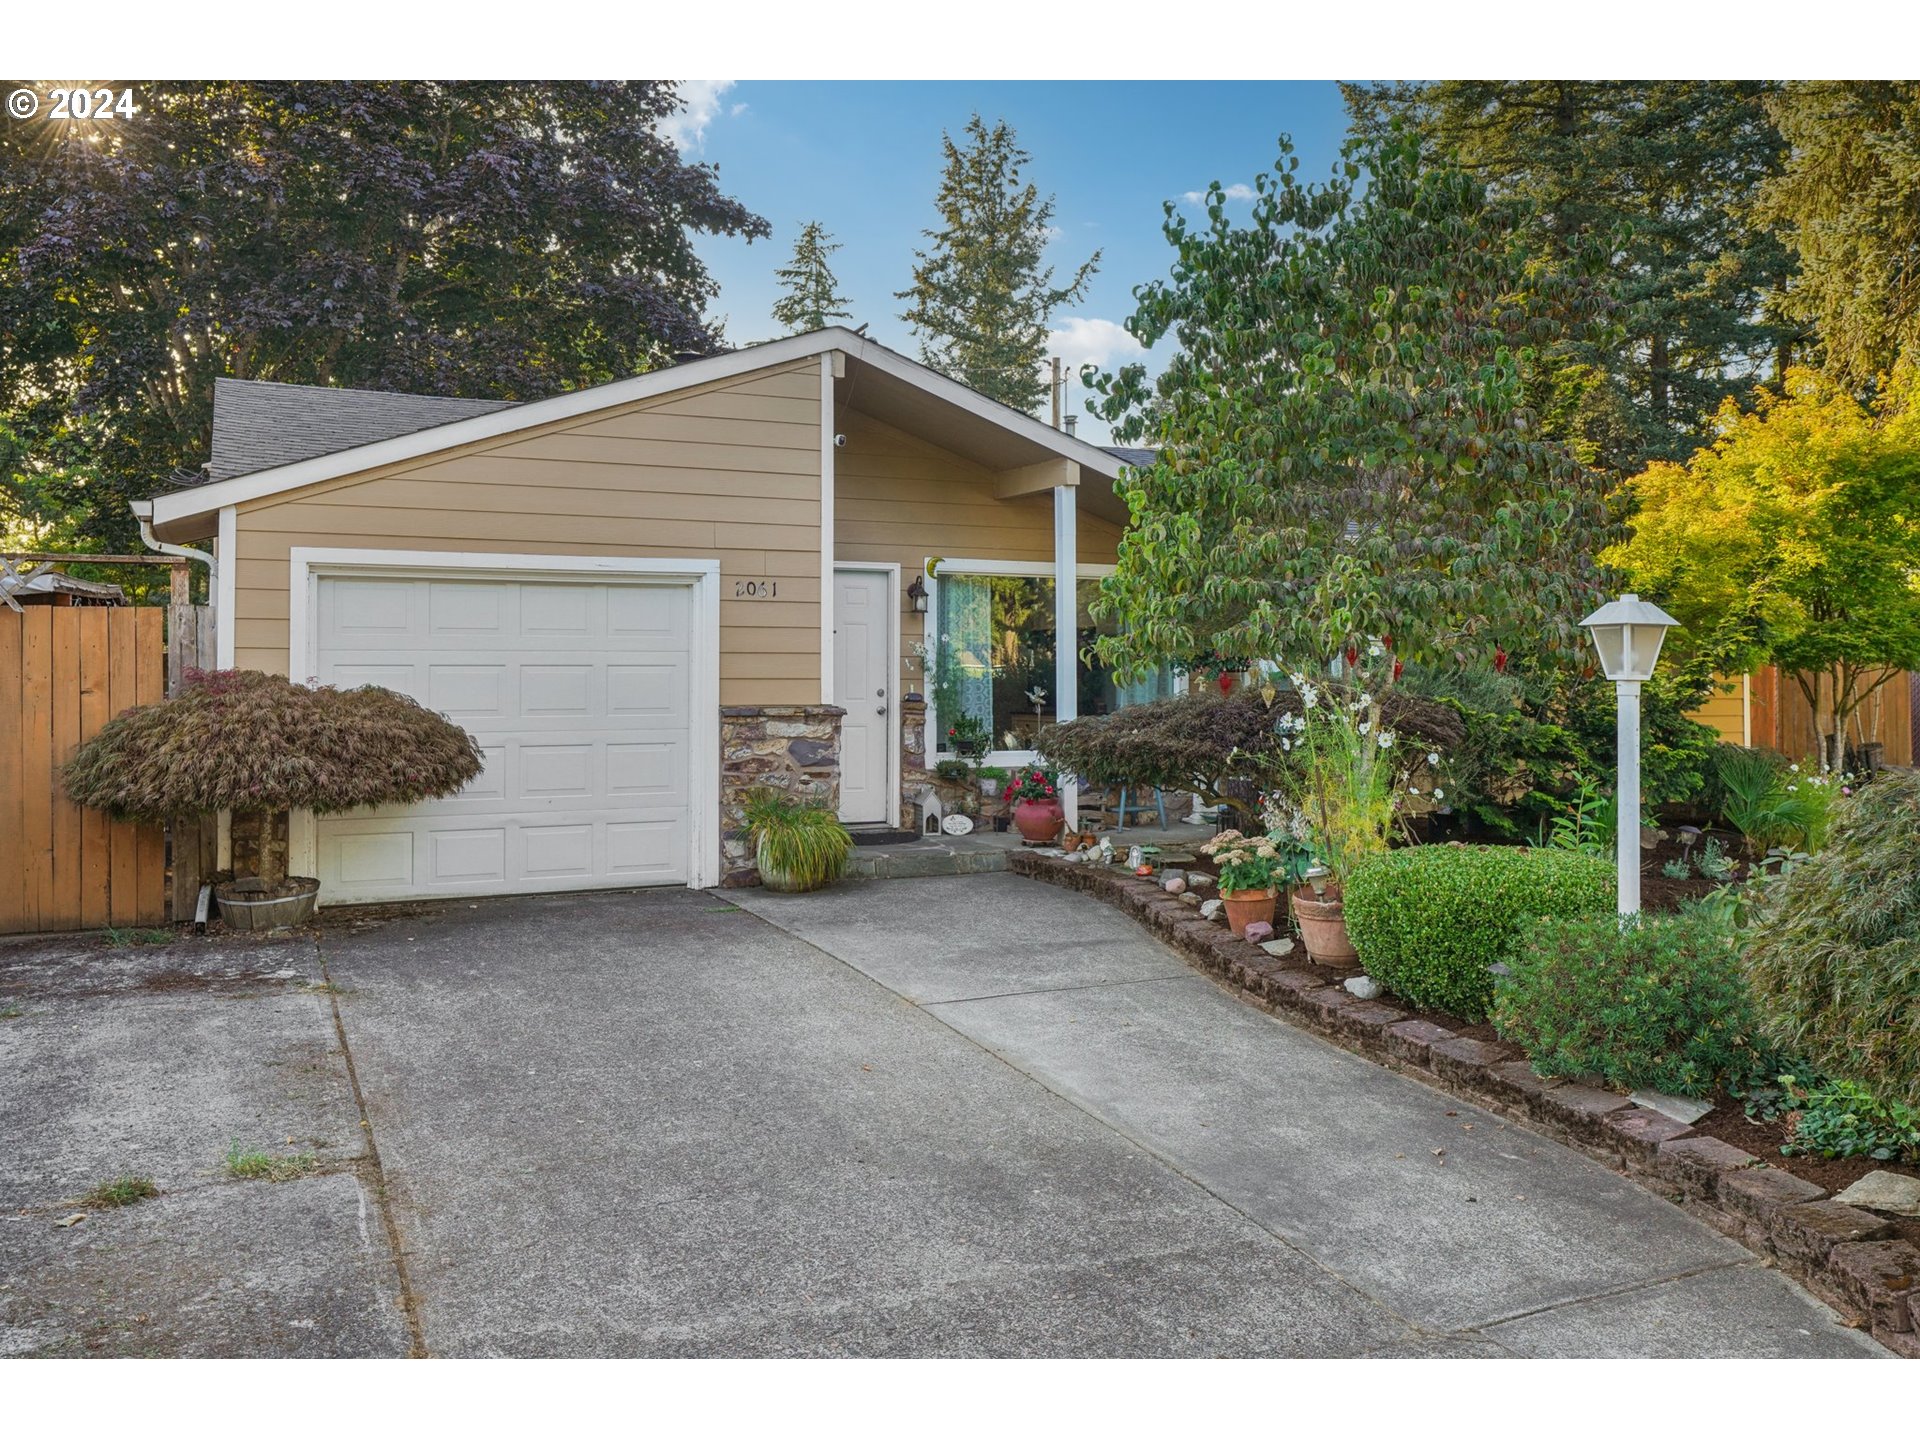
933;574;1175;753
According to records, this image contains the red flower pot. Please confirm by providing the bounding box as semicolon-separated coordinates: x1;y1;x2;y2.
1012;798;1065;845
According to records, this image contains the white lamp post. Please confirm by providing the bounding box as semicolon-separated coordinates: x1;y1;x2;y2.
1578;593;1681;917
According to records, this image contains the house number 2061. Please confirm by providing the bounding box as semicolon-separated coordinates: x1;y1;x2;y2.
734;579;778;599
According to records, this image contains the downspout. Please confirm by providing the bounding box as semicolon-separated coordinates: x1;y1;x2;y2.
131;499;217;598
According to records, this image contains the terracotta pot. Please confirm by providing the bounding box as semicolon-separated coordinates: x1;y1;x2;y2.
1219;886;1278;938
1061;830;1085;853
1012;798;1065;845
1291;888;1358;965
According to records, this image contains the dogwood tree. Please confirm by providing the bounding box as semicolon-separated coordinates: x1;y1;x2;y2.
1084;132;1618;685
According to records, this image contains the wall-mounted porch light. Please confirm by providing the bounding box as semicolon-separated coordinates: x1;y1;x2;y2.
907;574;928;614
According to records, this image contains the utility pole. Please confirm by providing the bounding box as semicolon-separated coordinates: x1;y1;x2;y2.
1050;356;1063;430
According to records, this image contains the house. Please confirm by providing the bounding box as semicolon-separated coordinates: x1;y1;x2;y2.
137;328;1158;901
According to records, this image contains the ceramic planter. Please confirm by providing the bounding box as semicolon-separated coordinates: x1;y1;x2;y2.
1011;798;1065;845
1219;886;1278;938
1291;888;1358;965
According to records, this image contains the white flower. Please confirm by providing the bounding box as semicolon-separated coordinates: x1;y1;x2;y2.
1377;729;1395;749
1789;763;1800;773
1359;692;1372;708
1367;640;1384;658
1281;738;1292;751
1409;785;1421;795
1427;752;1440;766
1433;788;1445;801
1358;720;1371;735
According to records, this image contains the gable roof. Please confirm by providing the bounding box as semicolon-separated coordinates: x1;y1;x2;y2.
147;328;1129;537
208;378;514;481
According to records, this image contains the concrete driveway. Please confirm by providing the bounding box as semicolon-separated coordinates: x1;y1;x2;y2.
319;873;1884;1358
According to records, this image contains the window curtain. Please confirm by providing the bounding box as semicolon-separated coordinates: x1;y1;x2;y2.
941;575;995;734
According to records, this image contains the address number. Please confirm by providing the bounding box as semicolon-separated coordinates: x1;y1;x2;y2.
734;579;778;599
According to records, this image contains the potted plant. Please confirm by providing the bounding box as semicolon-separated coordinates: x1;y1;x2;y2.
1199;828;1308;937
61;669;484;930
741;789;854;893
946;713;992;758
1002;768;1065;845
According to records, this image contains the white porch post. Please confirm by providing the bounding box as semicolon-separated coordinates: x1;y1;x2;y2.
1053;481;1079;831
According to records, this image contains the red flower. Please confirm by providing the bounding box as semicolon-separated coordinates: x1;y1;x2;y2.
1044;786;1054;796
1381;632;1393;650
1344;645;1358;667
1216;671;1234;695
1392;658;1404;680
1494;646;1509;674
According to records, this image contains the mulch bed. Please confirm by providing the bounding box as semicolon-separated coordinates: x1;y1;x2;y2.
1011;849;1920;1355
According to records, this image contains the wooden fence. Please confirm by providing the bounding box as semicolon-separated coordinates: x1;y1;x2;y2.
1;606;167;933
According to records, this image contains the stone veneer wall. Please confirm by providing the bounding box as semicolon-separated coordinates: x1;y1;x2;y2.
719;704;845;886
899;697;930;831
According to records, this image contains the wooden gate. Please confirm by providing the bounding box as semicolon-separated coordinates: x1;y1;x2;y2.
0;606;167;934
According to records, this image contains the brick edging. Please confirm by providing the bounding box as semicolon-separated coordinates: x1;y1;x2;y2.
1008;851;1920;1356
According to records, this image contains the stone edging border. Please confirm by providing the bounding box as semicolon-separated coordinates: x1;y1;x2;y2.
1008;850;1920;1356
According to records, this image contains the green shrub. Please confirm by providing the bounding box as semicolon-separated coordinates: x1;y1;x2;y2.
1777;1073;1920;1164
1493;906;1769;1097
1343;845;1614;1021
1745;770;1920;1112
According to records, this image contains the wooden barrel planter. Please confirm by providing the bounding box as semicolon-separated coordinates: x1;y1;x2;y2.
215;876;321;932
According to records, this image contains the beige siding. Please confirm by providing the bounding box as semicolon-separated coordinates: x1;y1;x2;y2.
232;362;824;706
1687;674;1748;746
832;409;1123;688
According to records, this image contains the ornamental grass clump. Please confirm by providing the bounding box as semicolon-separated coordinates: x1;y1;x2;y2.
1744;769;1920;1112
61;669;484;885
740;789;853;894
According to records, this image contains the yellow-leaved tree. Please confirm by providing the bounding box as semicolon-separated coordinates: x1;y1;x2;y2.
1608;368;1920;769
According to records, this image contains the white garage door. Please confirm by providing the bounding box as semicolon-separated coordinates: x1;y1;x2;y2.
312;573;696;902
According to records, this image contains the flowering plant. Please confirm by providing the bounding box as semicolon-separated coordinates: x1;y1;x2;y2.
1199;828;1310;896
1270;646;1444;882
1002;768;1060;804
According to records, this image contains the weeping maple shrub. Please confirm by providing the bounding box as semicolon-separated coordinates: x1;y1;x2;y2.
62;669;485;886
1744;770;1920;1112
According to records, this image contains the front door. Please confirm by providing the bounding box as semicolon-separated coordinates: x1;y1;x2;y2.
833;568;893;825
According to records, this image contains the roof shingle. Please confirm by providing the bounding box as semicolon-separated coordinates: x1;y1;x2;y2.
205;377;518;481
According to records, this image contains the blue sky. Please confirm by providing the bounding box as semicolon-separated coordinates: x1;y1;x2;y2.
673;81;1356;443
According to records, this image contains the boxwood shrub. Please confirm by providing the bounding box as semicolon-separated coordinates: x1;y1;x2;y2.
1343;846;1615;1020
1492;906;1767;1097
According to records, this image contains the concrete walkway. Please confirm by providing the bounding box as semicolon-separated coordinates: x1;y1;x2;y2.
322;875;1882;1358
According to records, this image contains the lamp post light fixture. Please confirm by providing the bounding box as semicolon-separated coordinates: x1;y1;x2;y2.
906;574;929;614
1578;592;1681;918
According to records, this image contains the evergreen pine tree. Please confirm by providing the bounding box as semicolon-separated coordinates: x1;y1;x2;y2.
770;221;852;334
1758;82;1920;390
897;115;1099;413
1344;82;1794;473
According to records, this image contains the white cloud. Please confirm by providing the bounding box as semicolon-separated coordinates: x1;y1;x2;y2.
664;81;736;154
1178;182;1255;205
1045;317;1147;374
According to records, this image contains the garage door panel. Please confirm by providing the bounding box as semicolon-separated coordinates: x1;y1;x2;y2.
520;583;598;638
431;828;508;884
314;572;699;902
428;581;509;635
428;663;509;717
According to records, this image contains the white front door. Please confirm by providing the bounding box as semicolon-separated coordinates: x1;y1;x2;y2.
833;568;893;825
312;573;697;901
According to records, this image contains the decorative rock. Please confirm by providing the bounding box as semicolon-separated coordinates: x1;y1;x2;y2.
1259;937;1295;958
1176;892;1202;907
1835;1170;1920;1217
1630;1089;1715;1126
1199;898;1225;922
1163;876;1187;894
1187;874;1215;891
1243;920;1274;945
1343;974;1381;1000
